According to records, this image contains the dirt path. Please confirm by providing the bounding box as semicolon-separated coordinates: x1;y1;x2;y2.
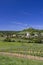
6;51;43;53
0;52;43;61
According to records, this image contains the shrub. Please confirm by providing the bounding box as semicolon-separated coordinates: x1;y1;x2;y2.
4;37;11;42
11;40;15;42
32;38;42;43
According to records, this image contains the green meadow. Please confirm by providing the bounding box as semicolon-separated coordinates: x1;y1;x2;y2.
0;55;43;65
0;41;43;57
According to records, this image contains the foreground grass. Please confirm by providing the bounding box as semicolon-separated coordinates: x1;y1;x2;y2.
0;41;43;57
0;55;43;65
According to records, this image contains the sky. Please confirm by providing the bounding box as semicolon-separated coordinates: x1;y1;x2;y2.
0;0;43;31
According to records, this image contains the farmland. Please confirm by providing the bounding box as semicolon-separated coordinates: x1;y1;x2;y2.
0;28;43;65
0;55;43;65
0;41;43;57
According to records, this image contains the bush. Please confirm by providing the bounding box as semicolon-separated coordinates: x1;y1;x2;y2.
11;40;15;42
4;37;11;42
27;37;42;43
32;38;42;43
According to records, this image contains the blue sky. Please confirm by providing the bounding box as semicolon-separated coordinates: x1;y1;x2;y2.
0;0;43;31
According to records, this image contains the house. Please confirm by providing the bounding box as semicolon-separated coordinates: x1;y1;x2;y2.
34;33;38;37
26;32;30;38
12;34;16;37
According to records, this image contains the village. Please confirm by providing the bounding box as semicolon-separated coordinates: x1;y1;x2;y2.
0;28;43;43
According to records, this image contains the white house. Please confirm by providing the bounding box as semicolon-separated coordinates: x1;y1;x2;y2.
12;34;16;37
26;32;30;38
34;33;38;37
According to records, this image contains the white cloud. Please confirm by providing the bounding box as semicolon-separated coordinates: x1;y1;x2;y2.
30;25;43;29
10;21;29;27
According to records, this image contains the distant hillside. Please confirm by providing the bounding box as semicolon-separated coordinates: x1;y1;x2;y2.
0;28;43;35
18;28;43;34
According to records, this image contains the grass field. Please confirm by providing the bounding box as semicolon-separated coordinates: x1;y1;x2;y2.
0;41;43;57
0;37;43;65
0;55;43;65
